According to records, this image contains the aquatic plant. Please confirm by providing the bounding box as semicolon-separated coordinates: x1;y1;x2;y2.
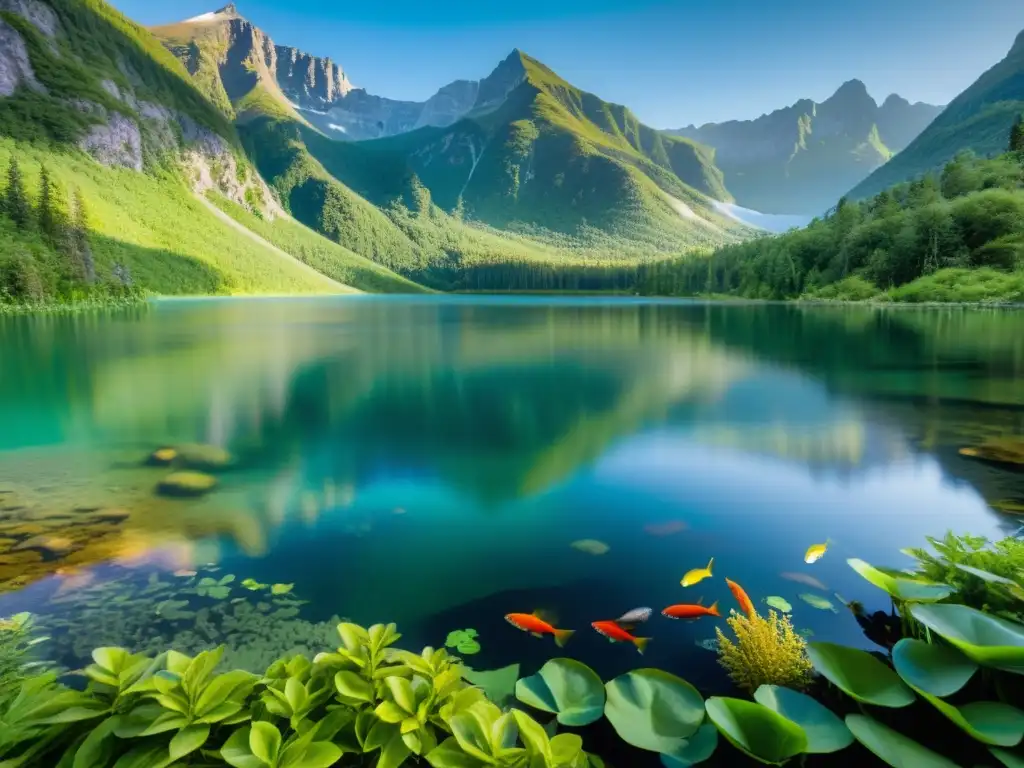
444;628;481;655
0;613;47;697
715;609;814;693
195;574;236;599
902;532;1024;619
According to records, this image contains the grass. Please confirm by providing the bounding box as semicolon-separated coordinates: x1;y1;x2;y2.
205;193;430;293
887;267;1024;303
0;138;341;296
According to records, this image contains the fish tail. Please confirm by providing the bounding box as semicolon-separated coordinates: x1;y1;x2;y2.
709;600;720;617
553;629;576;648
633;637;651;654
706;557;714;573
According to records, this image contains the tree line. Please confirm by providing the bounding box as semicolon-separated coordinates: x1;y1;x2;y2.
0;158;107;303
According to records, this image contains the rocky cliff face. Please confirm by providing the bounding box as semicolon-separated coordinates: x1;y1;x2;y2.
671;80;943;214
274;45;352;106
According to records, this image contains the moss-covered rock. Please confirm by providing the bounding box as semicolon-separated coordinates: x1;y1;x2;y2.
146;447;178;466
157;472;218;498
177;444;234;471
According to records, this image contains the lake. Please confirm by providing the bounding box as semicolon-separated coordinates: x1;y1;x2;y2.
0;297;1022;759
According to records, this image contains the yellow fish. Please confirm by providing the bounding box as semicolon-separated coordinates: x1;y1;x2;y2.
804;541;829;564
681;557;714;587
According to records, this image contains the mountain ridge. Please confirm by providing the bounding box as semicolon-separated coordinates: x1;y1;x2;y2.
669;79;943;215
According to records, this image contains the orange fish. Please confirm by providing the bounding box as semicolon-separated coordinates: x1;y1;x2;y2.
662;600;720;620
505;612;576;647
591;621;651;654
725;578;756;617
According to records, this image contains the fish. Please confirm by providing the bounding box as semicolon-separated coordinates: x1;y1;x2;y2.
662;600;720;620
780;572;828;591
571;539;610;555
591;620;651;654
615;607;653;625
643;520;688;537
804;541;829;564
681;557;714;587
725;578;756;617
799;593;838;612
765;596;793;613
505;611;576;647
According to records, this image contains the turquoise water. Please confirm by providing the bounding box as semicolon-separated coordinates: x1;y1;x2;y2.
0;297;1021;701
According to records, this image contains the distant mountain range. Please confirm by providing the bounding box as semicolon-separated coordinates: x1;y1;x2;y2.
669;82;944;215
849;29;1024;200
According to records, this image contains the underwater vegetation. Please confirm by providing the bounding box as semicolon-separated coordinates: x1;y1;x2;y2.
444;629;481;656
0;531;1019;766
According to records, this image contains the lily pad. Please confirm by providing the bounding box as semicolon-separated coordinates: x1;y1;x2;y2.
657;724;718;768
891;638;977;696
848;559;954;602
807;642;915;708
908;603;1024;674
604;669;706;755
991;746;1024;767
765;596;792;613
456;639;481;655
445;629;478;648
515;658;605;726
912;683;1024;746
463;664;520;707
241;578;268;591
845;714;960;767
705;696;808;764
754;685;853;754
270;583;294;596
798;594;837;612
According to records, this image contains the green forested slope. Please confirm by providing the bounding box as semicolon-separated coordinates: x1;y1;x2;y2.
0;0;422;306
849;30;1024;200
640;149;1024;302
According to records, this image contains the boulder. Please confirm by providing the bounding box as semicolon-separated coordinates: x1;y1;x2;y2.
157;472;218;498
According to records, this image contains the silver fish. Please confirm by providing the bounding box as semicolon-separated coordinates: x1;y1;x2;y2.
615;607;653;625
780;572;828;591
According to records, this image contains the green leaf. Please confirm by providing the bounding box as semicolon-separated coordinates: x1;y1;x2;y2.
909;603;1024;674
551;733;584;763
991;746;1024;768
845;714;959;767
385;677;417;714
72;715;121;768
425;737;488;768
954;564;1020;586
376;700;411;724
450;708;495;762
463;664;520;707
753;686;852;754
905;680;1024;747
195;671;257;717
111;742;177;768
604;669;706;755
657;723;719;768
515;658;605;726
705;697;807;765
282;742;343;768
892;639;978;696
222;726;264;768
807;642;915;707
334;671;373;703
272;583;294;596
285;677;307;713
250;721;282;765
377;731;413;768
170;724;211;760
91;648;128;674
337;623;369;653
512;709;552;762
847;559;954;602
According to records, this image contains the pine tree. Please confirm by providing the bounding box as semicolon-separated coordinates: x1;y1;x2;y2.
69;188;95;282
37;166;70;249
1011;114;1024;152
3;159;31;230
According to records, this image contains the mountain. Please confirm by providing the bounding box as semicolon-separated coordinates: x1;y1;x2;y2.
152;7;749;287
669;81;943;215
0;0;422;303
849;29;1024;200
150;4;480;140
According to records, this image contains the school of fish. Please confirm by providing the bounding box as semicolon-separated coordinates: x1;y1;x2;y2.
504;540;830;652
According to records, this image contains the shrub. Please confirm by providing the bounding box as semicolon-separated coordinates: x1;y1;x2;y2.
715;609;814;693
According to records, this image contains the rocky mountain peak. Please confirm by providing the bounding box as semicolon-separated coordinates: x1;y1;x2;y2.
217;3;239;16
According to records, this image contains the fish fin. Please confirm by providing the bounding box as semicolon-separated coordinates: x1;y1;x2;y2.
553;629;575;648
617;622;637;632
530;632;543;638
696;596;704;605
633;637;651;655
709;600;720;617
706;557;714;573
532;609;558;625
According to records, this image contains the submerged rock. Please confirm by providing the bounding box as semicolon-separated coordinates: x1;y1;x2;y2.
177;444;234;471
13;535;75;556
959;438;1024;469
157;472;218;498
146;447;178;466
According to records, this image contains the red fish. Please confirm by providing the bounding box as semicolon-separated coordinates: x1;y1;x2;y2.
505;612;575;647
662;600;720;620
591;621;651;654
726;578;756;618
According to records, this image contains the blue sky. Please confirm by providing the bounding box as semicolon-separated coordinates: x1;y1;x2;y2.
115;0;1024;127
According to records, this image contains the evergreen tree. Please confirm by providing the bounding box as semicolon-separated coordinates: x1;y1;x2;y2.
1011;114;1024;152
37;166;70;249
3;159;31;230
69;188;95;283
